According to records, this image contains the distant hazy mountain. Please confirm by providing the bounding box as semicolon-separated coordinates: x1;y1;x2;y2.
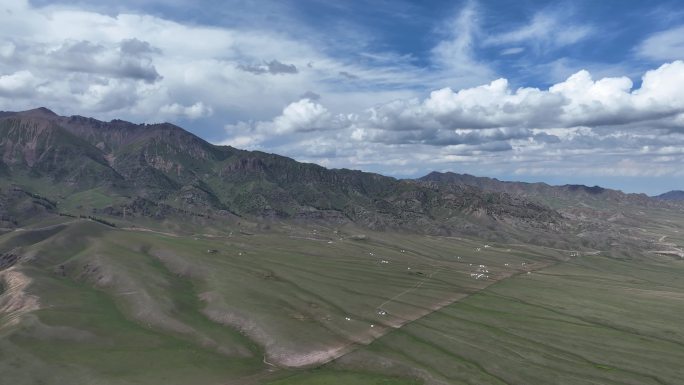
655;190;684;201
419;171;656;209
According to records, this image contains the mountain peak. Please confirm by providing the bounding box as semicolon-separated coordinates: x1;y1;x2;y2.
655;190;684;201
17;107;58;118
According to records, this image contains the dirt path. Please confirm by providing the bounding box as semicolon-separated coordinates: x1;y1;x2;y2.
12;221;76;232
120;226;235;240
119;226;182;238
375;269;441;312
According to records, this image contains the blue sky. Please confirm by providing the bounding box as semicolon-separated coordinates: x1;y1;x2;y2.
1;0;684;194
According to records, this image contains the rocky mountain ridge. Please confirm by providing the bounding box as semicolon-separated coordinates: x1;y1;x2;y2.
2;108;677;245
0;108;565;240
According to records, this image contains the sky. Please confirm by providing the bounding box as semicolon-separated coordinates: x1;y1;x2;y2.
1;0;684;195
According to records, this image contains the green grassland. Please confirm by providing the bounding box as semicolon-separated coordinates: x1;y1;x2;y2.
1;210;684;384
264;369;422;385
334;252;684;384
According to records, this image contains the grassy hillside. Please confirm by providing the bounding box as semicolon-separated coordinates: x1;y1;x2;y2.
1;206;683;384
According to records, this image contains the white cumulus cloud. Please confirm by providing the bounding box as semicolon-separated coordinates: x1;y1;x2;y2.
160;102;213;119
217;61;684;187
0;71;41;97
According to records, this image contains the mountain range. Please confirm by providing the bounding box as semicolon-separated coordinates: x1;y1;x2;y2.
2;108;678;238
0;108;564;236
